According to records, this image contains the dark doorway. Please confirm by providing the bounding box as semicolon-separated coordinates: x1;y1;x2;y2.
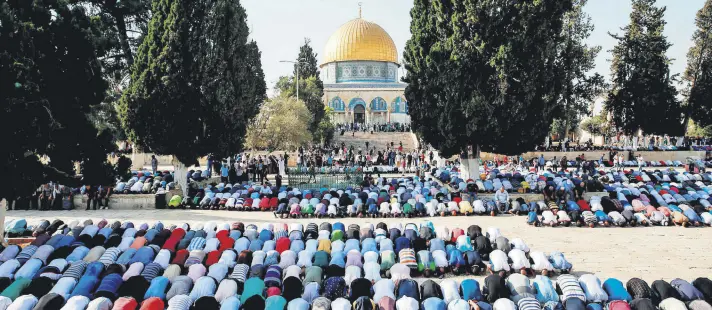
354;105;365;124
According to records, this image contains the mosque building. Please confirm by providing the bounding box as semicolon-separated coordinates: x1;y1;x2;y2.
321;10;410;125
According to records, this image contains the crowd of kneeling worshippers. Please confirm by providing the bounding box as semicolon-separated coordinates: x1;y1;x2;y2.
161;167;712;229
431;167;712;228
521;169;712;228
0;218;710;310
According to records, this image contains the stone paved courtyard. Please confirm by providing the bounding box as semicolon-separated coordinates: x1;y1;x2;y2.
4;209;711;283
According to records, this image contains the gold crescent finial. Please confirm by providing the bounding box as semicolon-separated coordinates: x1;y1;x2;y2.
358;2;363;18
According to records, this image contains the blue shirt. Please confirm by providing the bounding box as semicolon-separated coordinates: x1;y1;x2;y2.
594;210;609;222
461;279;483;301
448;249;465;266
549;252;572;270
602;278;632;302
221;166;229;177
361;238;377;254
329;251;345;268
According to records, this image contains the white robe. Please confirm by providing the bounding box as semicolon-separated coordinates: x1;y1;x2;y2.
278;159;286;176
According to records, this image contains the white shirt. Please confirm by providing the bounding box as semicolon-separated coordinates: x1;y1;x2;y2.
557;211;571;221
659;299;687;310
437;227;450;241
509;238;530;253
530;251;554;271
440;279;461;305
473;200;486;212
251;251;265;266
283;265;301;280
318;230;330;240
493;298;517;310
542;211;557;222
396;296;418;310
363;262;381;282
278;251;297;269
8;295;38;310
508;249;530;270
700;212;712;225
390;263;411;282
331;241;345;253
379;202;390;213
489;250;510;272
330;298;351;310
487;227;502;243
344;265;361;285
609;211;626;224
364;252;379;264
391;203;401;214
432;250;448;268
297;250;313;268
578;274;608;303
373;279;396;302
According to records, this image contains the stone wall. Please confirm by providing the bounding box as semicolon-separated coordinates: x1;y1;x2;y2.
73;194;161;210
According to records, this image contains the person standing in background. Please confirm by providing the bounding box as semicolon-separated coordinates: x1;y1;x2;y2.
39;183;52;211
278;155;286;176
52;184;62;210
85;185;98;210
220;163;229;183
249;160;257;182
258;159;265;183
151;155;158;175
206;154;213;176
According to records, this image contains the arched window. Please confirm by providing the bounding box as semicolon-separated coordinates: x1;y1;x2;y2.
392;97;408;114
330;97;345;111
370;97;387;111
349;98;366;110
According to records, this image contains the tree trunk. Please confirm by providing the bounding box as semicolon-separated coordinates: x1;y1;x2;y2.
113;13;134;66
172;157;188;197
0;199;6;247
460;145;480;181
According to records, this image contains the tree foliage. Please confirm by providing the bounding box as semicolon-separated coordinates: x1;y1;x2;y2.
403;0;575;157
118;0;266;165
605;0;681;135
76;0;150;142
246;96;313;151
80;0;151;76
684;0;712;128
315;108;336;145
686;120;712;138
554;0;606;135
0;0;117;200
550;118;580;140
277;39;325;138
294;38;322;87
580;114;610;137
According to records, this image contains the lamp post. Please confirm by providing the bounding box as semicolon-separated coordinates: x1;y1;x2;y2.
280;58;307;100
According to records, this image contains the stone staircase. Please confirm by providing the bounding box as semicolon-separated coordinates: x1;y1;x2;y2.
333;131;418;151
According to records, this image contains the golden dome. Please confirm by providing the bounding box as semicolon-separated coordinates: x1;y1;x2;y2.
321;18;398;66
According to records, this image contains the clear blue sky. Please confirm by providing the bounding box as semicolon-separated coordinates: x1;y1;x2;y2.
242;0;704;92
